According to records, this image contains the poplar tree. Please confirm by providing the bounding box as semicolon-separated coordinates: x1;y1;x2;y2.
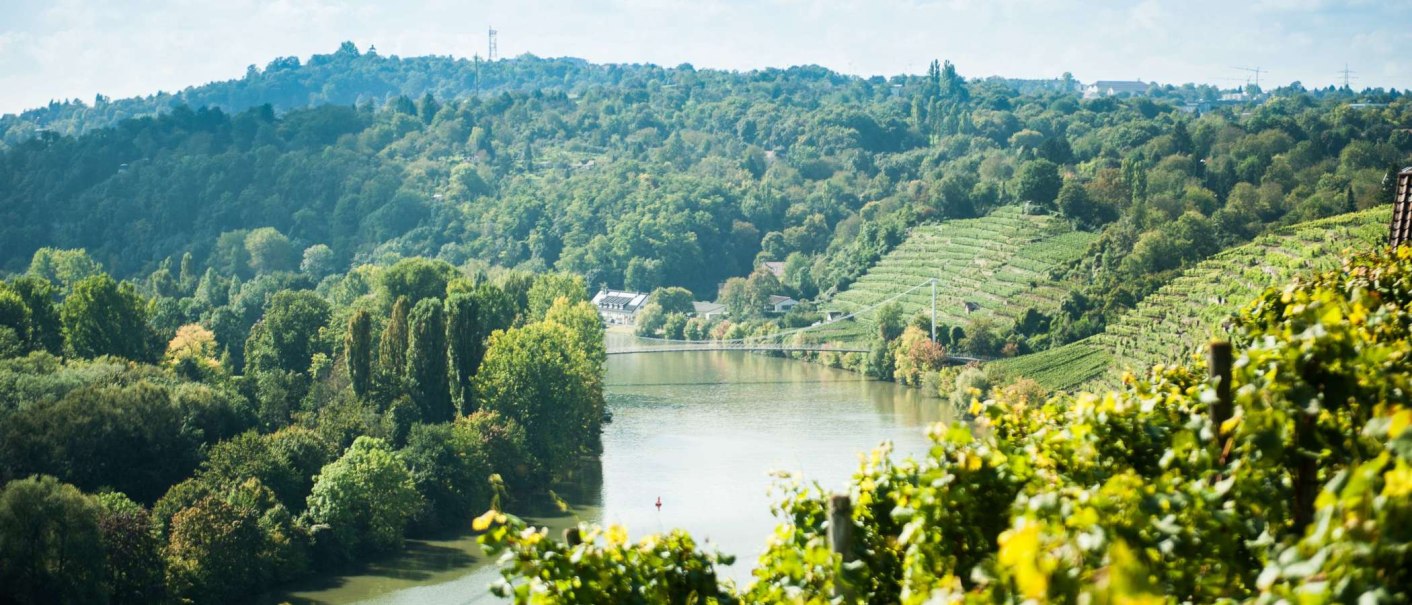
378;296;410;382
445;292;480;414
345;309;373;397
406;298;450;423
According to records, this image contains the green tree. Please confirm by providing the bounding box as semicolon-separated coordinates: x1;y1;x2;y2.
306;436;421;557
95;492;165;604
545;298;606;370
474;322;603;474
445;292;480;413
634;302;666;337
379;296;411;382
406;298;452;423
647;286;695;315
300;244;337;279
0;476;106;605
163;494;266;603
399;422;492;532
1056;179;1104;228
1016;159;1063;208
624;257;664;292
381;257;457;305
0;380;205;503
6;276;63;354
0;285;32;350
526;272;587;321
27;248;101;294
345;309;374;397
244;227;297;274
253;290;330;375
59;274;159;362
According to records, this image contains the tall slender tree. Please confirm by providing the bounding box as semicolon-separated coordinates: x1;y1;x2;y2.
378;296;411;384
345;309;373;397
445;292;480;414
406;298;451;423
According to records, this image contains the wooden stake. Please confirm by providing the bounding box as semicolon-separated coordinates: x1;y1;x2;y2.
1208;341;1233;430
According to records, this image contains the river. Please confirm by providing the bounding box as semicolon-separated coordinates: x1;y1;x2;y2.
267;332;953;604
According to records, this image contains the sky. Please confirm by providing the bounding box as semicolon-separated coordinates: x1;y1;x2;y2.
0;0;1407;115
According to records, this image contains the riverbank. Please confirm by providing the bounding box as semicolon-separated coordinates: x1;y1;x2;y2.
261;334;950;604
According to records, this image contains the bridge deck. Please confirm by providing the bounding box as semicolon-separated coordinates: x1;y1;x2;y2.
606;343;985;364
607;345;869;355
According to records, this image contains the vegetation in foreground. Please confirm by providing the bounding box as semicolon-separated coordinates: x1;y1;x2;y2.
478;247;1412;603
0;251;606;604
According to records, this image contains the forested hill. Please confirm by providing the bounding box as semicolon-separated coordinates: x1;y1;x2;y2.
1;52;1408;331
2;43;639;147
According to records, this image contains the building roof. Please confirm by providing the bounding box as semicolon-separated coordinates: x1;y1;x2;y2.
769;295;798;305
591;289;648;310
693;301;727;315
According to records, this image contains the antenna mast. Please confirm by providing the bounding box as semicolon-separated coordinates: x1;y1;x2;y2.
488;27;498;62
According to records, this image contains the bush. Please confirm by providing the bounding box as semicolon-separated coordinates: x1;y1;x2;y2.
305;436;420;559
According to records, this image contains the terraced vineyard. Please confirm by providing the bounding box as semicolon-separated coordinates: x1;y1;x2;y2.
814;206;1096;344
993;206;1393;391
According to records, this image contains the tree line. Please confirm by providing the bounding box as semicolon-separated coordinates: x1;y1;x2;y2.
3;52;1408;317
0;247;605;604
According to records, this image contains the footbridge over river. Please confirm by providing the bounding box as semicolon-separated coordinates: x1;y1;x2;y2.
605;278;988;366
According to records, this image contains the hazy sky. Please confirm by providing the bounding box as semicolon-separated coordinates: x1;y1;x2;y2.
0;0;1406;115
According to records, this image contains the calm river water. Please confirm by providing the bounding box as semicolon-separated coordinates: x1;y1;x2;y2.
267;332;953;604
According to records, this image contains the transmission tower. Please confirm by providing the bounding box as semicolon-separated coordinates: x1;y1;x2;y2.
488;27;498;61
1339;64;1357;89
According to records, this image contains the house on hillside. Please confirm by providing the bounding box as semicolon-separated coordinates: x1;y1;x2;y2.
692;301;728;320
768;295;799;314
1083;80;1148;98
592;289;648;325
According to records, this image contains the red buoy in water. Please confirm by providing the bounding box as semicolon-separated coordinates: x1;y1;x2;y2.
655;496;662;511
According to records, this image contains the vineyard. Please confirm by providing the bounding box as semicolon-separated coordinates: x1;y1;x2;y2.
993;206;1394;390
811;206;1095;343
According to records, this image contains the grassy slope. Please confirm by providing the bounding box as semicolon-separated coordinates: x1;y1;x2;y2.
807;206;1097;344
992;206;1393;391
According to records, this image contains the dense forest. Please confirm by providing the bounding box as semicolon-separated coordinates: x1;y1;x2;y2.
0;249;607;602
2;46;1408;337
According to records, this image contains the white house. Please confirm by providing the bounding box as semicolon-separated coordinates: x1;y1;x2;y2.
1083;80;1148;99
592;289;648;325
692;301;728;320
768;295;799;314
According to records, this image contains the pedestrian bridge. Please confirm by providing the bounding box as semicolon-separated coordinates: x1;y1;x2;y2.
606;342;870;355
606;341;986;365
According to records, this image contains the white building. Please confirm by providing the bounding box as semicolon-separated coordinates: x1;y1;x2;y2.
768;295;799;314
1083;80;1148;99
592;289;648;325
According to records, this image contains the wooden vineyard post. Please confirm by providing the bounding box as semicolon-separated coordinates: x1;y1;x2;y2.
828;493;856;600
1208;341;1233;429
1389;167;1412;249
